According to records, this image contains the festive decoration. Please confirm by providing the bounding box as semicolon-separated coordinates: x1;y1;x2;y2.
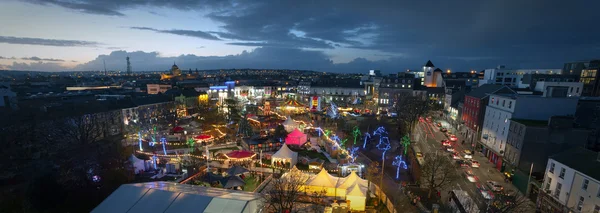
401;135;411;155
138;131;143;151
161;137;167;155
363;132;371;149
392;155;407;179
237;113;254;137
373;126;387;136
352;126;361;145
323;129;332;138
327;102;339;118
348;147;359;163
152;155;158;170
187;138;195;151
376;136;391;161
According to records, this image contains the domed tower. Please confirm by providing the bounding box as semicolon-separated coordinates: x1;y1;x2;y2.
171;62;182;76
423;60;435;87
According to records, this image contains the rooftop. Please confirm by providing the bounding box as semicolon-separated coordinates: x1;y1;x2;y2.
465;84;513;99
92;181;262;213
550;147;600;181
511;118;548;127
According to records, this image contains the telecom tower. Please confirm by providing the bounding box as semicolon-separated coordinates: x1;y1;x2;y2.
126;56;132;75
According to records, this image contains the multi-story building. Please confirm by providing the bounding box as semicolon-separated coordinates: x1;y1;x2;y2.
442;71;481;88
377;73;417;112
0;82;17;110
444;80;469;127
146;84;172;94
422;60;444;88
533;81;583;97
564;60;600;96
574;97;600;152
308;79;365;106
462;84;513;148
521;74;580;91
480;91;579;170
539;147;600;213
121;95;176;129
505;116;589;178
478;66;562;88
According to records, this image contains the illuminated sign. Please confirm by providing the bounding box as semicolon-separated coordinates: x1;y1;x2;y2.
311;96;320;111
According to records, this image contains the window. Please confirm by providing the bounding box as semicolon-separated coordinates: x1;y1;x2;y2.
577;196;584;211
502;100;506;107
555;182;562;197
549;163;555;173
508;101;512;109
583;179;589;190
594;205;600;213
597;188;600;198
545;177;552;191
576;87;580;93
559;168;565;179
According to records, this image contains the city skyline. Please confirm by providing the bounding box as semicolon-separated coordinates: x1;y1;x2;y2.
1;0;599;73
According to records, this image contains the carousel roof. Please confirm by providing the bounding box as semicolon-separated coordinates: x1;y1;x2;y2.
282;99;304;107
172;126;184;132
225;150;256;159
194;134;212;140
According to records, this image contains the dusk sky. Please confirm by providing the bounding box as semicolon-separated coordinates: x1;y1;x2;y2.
1;0;599;73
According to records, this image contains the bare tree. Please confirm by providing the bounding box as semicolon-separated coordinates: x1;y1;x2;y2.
308;189;327;213
488;190;535;213
365;161;382;195
262;169;308;213
394;93;430;136
421;152;458;198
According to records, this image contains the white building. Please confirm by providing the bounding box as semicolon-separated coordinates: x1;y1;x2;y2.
534;81;583;97
539;147;600;213
146;84;172;94
479;66;562;88
481;92;578;170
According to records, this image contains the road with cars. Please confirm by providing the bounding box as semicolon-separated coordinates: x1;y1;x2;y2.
414;116;523;210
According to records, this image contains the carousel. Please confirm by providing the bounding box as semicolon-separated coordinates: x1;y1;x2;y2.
279;98;306;113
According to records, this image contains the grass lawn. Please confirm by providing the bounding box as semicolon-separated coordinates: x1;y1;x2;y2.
243;175;259;192
298;150;329;162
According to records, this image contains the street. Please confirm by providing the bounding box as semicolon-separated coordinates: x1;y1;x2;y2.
414;116;529;211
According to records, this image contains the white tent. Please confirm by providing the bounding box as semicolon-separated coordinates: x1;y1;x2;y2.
129;154;146;174
282;116;299;132
307;168;337;188
271;144;298;168
345;184;366;211
92;181;263;213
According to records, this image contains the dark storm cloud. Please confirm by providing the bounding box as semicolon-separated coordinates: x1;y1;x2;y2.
129;27;222;41
0;36;101;47
20;56;65;62
21;0;600;70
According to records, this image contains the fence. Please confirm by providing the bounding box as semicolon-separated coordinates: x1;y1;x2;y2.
358;152;399;213
254;174;273;193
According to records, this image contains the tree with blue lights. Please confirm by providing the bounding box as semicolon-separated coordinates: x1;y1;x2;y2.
160;137;167;155
327;102;339;119
348;147;359;163
362;132;371;149
138;131;143;151
392;155;407;179
376;136;391;161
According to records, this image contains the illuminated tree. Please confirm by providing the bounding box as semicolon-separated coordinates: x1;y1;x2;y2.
348;147;359;163
187;138;195;152
401;135;411;155
352;126;361;145
362;132;371;149
392;155;407;179
376;136;391;161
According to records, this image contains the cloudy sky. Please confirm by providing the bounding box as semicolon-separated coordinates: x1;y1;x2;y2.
1;0;599;73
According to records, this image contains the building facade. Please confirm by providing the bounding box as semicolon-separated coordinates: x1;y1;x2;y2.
479;66;562;88
147;84;172;94
481;93;579;171
539;147;600;213
564;60;600;96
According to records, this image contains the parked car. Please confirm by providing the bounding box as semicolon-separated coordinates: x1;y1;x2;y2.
436;122;442;127
446;147;455;152
451;152;461;160
456;159;469;167
442;140;451;146
469;159;480;168
486;180;504;192
416;152;423;158
440;128;447;132
462;150;472;159
465;170;477;182
449;135;458;142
